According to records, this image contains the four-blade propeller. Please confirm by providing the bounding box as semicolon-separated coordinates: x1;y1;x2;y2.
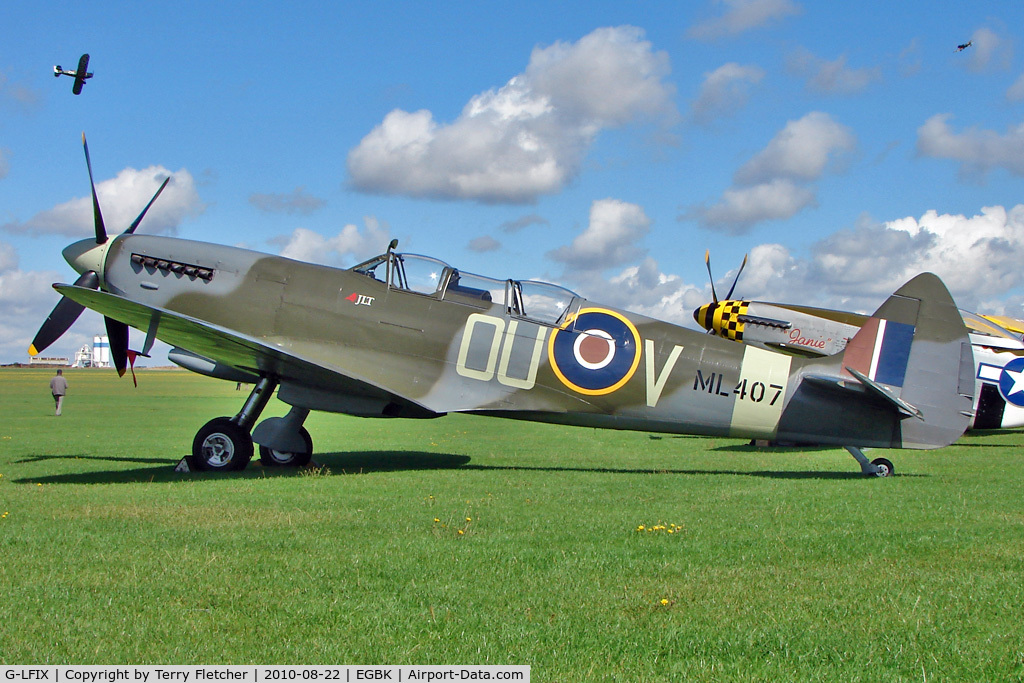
695;251;748;334
28;133;169;377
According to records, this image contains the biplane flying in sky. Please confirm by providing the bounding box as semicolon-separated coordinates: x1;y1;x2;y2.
29;136;976;477
53;53;93;94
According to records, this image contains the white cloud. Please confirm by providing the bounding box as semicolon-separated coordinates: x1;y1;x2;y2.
347;26;676;204
690;112;854;233
694;180;816;233
898;39;923;78
716;206;1024;314
687;0;801;41
269;217;391;267
547;198;650;271
691;62;765;125
1007;73;1024;103
786;49;881;95
2;166;205;237
589;205;1024;328
499;213;549;233
0;239;71;362
468;236;501;253
963;27;1012;73
916;114;1024;179
0;73;43;114
735;111;855;184
249;187;326;215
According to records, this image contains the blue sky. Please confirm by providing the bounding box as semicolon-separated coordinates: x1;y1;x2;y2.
2;0;1024;365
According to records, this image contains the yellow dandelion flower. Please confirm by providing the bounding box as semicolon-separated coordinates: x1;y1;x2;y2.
466;517;472;522
458;529;465;535
660;599;669;606
434;518;440;523
637;525;645;531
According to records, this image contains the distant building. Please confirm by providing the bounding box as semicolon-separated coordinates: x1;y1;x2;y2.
28;355;69;367
92;335;110;368
73;344;92;368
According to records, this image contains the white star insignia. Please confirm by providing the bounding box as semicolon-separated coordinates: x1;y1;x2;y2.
1004;367;1024;397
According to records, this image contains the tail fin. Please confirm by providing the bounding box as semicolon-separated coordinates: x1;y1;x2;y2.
779;273;974;449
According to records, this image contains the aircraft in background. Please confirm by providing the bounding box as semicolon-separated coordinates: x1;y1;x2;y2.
29;136;975;477
980;315;1024;338
694;255;1024;431
53;54;93;95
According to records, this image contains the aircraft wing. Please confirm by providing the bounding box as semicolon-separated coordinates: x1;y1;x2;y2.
72;54;90;95
54;284;439;416
767;302;869;327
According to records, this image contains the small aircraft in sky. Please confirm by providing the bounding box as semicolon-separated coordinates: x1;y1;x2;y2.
694;254;1024;431
28;136;975;477
53;54;93;95
956;41;973;52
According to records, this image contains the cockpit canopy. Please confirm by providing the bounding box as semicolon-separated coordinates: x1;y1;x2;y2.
350;251;579;326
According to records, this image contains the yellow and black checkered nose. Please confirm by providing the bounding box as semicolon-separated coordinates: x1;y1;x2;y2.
692;300;749;341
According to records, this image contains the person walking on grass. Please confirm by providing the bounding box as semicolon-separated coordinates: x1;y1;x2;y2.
50;369;68;416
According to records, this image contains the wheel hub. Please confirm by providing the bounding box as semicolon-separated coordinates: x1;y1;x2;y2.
202;432;235;467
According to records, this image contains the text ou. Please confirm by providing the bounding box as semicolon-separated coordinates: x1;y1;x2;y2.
456;314;546;389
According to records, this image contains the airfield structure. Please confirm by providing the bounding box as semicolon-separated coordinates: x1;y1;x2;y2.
27;355;69;367
91;335;110;368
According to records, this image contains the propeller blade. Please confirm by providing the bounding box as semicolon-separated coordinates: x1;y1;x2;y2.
105;316;129;377
725;253;748;300
82;132;108;245
704;250;718;304
125;176;170;235
28;271;100;356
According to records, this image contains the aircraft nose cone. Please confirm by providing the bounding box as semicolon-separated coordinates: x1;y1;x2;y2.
694;303;716;331
62;238;109;278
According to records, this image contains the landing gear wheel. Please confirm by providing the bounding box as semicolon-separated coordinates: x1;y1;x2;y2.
193;417;253;471
259;427;313;467
870;457;894;477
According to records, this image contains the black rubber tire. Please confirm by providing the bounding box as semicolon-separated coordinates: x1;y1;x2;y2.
870;457;894;477
258;427;313;467
192;417;253;471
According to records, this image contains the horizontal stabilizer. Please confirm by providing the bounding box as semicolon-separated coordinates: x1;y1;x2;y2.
802;371;922;419
844;366;923;419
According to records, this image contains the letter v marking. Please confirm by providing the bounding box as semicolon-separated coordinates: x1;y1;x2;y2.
645;339;684;407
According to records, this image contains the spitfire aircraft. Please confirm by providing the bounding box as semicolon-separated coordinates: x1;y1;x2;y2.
29;136;976;477
694;256;1024;431
53;54;93;95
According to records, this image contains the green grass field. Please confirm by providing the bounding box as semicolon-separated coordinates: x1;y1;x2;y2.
1;367;1023;680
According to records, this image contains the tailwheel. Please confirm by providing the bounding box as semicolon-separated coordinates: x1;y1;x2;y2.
192;417;253;471
845;446;895;477
259;427;313;467
870;457;894;478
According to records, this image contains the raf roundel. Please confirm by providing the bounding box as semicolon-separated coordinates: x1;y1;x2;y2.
549;308;641;395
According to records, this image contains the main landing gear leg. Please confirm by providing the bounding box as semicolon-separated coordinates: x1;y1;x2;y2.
192;377;278;471
845;446;894;477
252;405;314;468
